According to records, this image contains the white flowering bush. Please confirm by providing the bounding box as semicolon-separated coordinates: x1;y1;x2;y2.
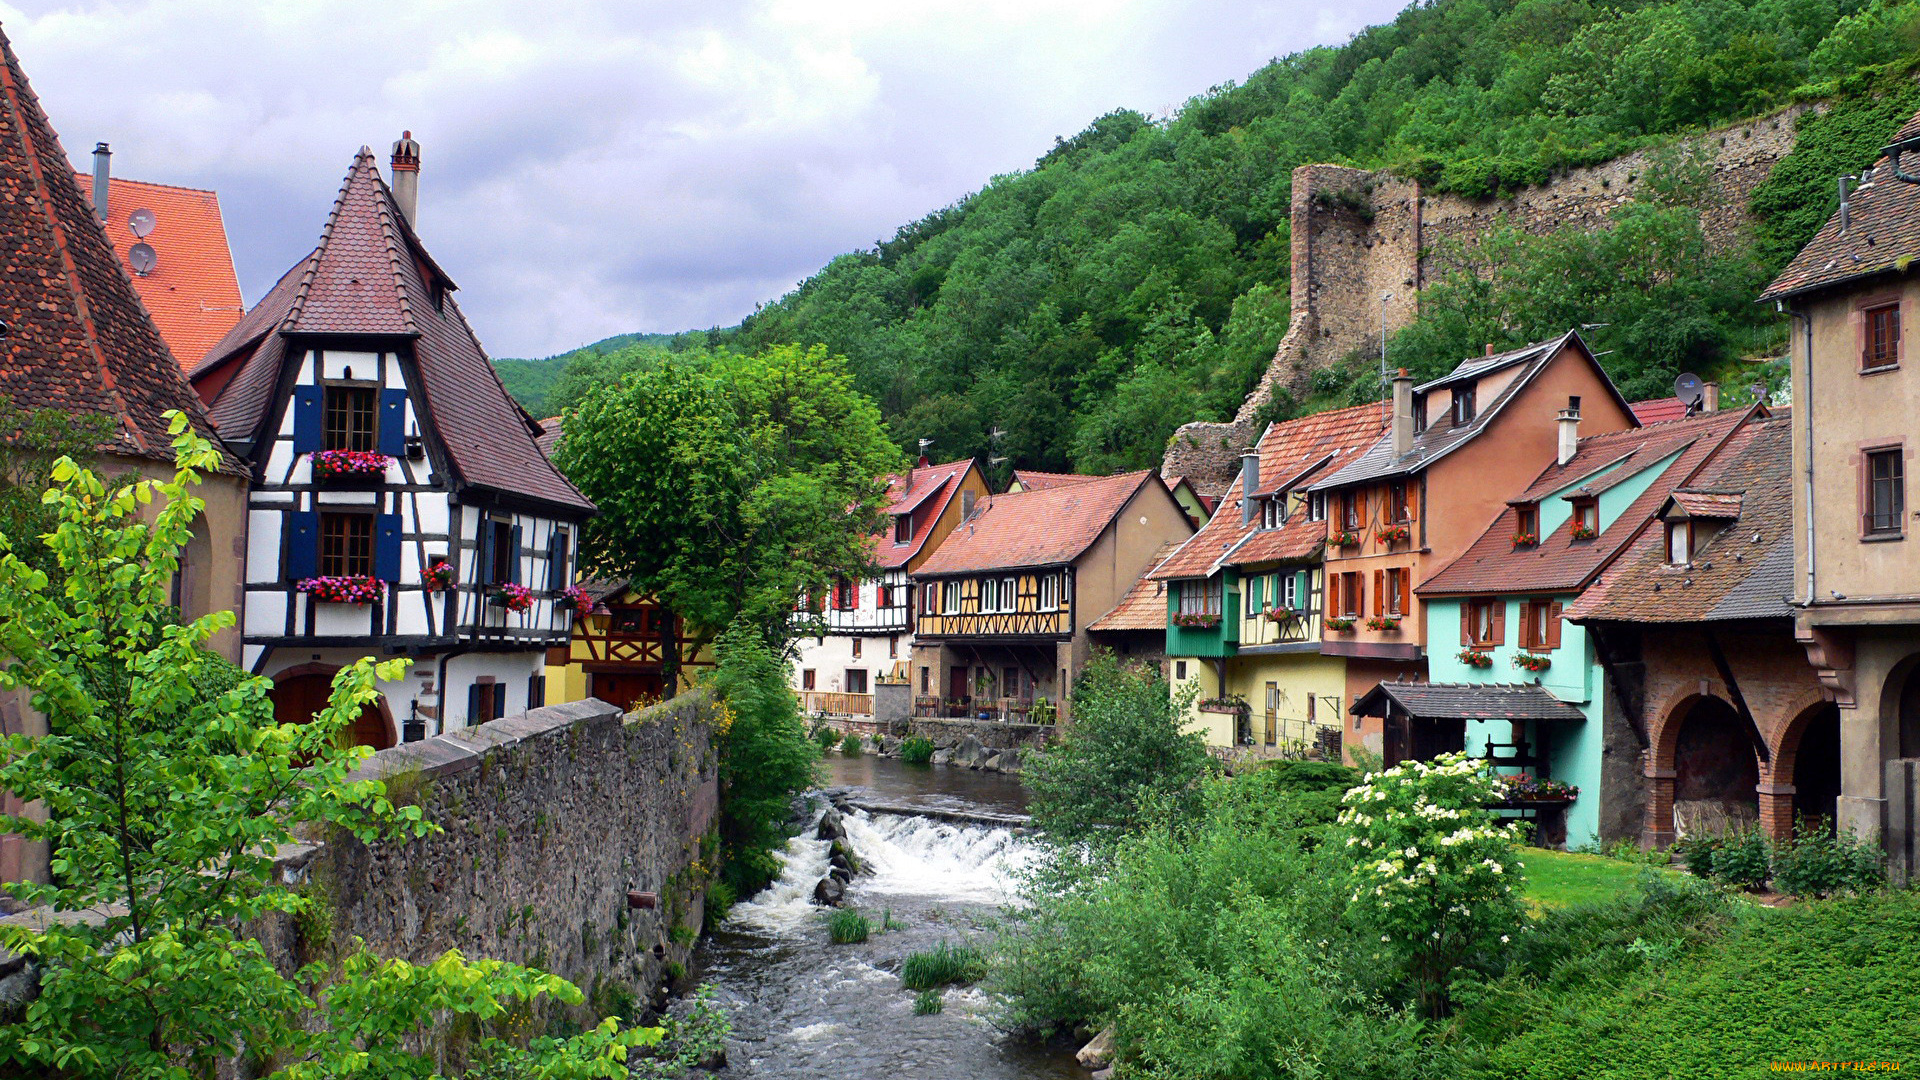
1336;752;1528;1016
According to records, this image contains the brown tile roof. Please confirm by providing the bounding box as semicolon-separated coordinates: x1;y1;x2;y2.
1566;415;1795;623
1669;490;1744;518
1087;541;1180;632
192;148;592;514
1011;469;1100;491
77;173;243;370
875;458;974;570
1313;332;1635;490
1351;681;1589;723
0;29;239;473
1760;106;1920;301
913;469;1158;576
1419;408;1757;598
1153;403;1386;580
534;415;562;460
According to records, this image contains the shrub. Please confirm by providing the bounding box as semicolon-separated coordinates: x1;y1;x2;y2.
913;989;944;1015
813;724;838;752
902;942;984;989
899;736;935;765
828;910;871;944
840;732;864;756
1706;827;1770;890
706;881;737;923
1669;829;1723;876
1769;819;1884;898
714;628;823;896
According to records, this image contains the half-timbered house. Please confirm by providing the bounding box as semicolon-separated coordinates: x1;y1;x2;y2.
792;457;989;716
909;470;1193;722
189;138;593;746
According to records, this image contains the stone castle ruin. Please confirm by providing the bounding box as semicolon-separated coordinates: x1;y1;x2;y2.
1164;104;1814;489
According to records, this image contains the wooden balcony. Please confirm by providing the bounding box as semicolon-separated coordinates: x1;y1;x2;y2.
913;695;1050;722
802;691;874;716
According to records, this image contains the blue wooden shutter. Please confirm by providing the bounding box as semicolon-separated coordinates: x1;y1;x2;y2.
467;684;480;726
494;685;507;718
546;530;567;590
291;387;323;454
373;513;402;581
377;388;407;457
509;525;523;584
286;511;319;580
478;522;496;585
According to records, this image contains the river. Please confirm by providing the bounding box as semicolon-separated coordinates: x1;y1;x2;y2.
689;756;1081;1079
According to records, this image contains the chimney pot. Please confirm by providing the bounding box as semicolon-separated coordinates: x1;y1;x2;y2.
1391;369;1415;458
1239;451;1261;527
1555;407;1581;466
390;131;421;229
1485;343;1495;357
90;142;110;221
1701;382;1720;413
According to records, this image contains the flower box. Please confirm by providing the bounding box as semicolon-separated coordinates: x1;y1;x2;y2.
1198;696;1248;714
1365;615;1402;632
558;584;590;609
1456;648;1493;669
1330;529;1362;548
1570;524;1599;541
1499;773;1579;801
421;559;454;592
1173;613;1222;629
1511;532;1538;548
1263;606;1298;623
297;575;383;605
1325;617;1356;633
309;449;391;483
1377;523;1411;545
490;583;535;612
1512;653;1551;673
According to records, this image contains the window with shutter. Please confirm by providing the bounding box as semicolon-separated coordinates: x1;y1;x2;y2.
547;530;570;590
377;388;408;457
1864;303;1901;371
1373;570;1385;615
373;513;401;581
322;385;378;451
1518;602;1535;652
1546;602;1564;648
320;512;375;577
287;511;320;581
291;386;324;454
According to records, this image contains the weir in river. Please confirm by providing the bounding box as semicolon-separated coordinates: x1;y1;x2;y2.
689;756;1080;1078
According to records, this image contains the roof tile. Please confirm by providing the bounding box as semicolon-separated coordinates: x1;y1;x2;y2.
914;470;1159;576
1087;541;1181;631
1761;105;1920;301
78;173;243;370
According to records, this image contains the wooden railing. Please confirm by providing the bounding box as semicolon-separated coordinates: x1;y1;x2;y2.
802;691;874;716
913;696;1053;722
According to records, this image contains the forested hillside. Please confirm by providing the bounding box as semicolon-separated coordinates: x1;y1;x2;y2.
503;0;1920;472
494;332;675;416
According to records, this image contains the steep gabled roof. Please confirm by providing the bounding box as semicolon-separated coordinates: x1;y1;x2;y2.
1153;403;1386;581
1420;407;1755;598
79;173;243;369
1566;414;1795;624
191;148;591;514
1630;396;1689;425
0;28;239;473
914;469;1158;576
1312;332;1635;491
1761;107;1920;301
1010;469;1101;492
875;457;975;570
1087;541;1181;632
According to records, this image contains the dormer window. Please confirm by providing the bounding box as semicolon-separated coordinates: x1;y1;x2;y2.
1514;505;1538;542
894;512;913;544
323;384;377;451
1412;394;1428;434
1261;496;1285;530
1571;499;1599;539
1307;491;1326;522
1666;520;1693;565
1451;383;1477;426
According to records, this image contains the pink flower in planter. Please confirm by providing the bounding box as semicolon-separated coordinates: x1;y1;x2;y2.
297;575;384;605
309;449;392;481
492;583;535;612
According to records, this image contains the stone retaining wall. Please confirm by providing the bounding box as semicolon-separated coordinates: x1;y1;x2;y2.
907;717;1055;751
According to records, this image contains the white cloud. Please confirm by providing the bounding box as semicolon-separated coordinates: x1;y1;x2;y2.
3;0;1402;356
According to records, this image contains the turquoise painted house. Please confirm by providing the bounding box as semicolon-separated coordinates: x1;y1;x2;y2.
1402;404;1770;847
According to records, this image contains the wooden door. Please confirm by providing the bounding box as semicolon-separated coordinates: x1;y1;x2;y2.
269;673;394;750
949;666;970;701
592;671;665;713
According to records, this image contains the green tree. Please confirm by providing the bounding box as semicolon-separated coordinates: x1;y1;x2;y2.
710;625;821;894
557;344;904;652
0;414;652;1077
1024;654;1216;846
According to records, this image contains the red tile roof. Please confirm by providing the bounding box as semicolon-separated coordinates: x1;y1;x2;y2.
77;173;242;370
1761;107;1920;301
1669;490;1744;518
1630;396;1688;425
1087;541;1181;632
0;28;239;473
1567;415;1796;623
1419;408;1758;597
192;148;591;514
1153;403;1386;580
875;458;975;570
1011;469;1100;491
914;469;1158;576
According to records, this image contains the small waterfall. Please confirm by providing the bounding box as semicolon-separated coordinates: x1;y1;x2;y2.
840;812;1035;905
728;829;833;934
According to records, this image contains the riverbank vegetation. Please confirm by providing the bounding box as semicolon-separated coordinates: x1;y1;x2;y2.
996;655;1907;1078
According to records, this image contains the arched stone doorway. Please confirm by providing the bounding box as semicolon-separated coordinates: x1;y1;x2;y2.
1895;659;1920;759
1783;702;1842;832
1671;696;1759;837
269;669;396;751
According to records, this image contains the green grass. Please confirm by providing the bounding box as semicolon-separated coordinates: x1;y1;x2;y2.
901;942;984;990
827;910;870;944
913;989;944;1015
1519;847;1677;913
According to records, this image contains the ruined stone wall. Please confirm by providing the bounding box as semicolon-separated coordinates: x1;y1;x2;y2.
1164;105;1814;489
275;694;719;1013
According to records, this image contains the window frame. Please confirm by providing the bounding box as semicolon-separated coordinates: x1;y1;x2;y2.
1261;495;1285;530
318;510;375;578
851;637;862;660
1666;519;1693;564
1524;598;1556;651
894;512;913;544
1038;572;1060;611
1451;383;1477;426
1571;498;1599;536
1515;504;1538;539
1863;445;1907;540
1464;597;1502;649
845;668;869;695
1177;577;1223;617
1307;491;1326;523
1388;481;1411;524
801;669;816;691
1862;301;1902;373
321;382;379;452
941;580;962;614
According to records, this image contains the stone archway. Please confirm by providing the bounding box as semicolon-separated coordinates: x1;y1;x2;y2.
1668;695;1759;839
1893;657;1920;759
269;665;396;751
1777;701;1841;835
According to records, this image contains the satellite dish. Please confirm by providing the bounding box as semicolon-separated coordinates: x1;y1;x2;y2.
127;208;155;238
128;242;157;276
1674;372;1704;409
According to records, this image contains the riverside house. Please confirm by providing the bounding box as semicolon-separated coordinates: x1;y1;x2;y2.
1759;106;1920;870
1311;334;1639;759
189;137;593;746
909;470;1193;722
792;457;990;718
1151;403;1384;752
1410;403;1767;847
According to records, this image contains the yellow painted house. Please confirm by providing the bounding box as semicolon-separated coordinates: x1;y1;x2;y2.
543;581;714;712
1152;403;1385;754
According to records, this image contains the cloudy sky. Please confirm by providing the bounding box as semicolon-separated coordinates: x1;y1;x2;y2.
5;0;1403;358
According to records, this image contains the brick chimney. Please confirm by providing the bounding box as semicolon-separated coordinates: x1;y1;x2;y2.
1240;450;1260;526
1702;381;1720;413
390;131;421;229
1391;368;1414;458
1556;397;1581;466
